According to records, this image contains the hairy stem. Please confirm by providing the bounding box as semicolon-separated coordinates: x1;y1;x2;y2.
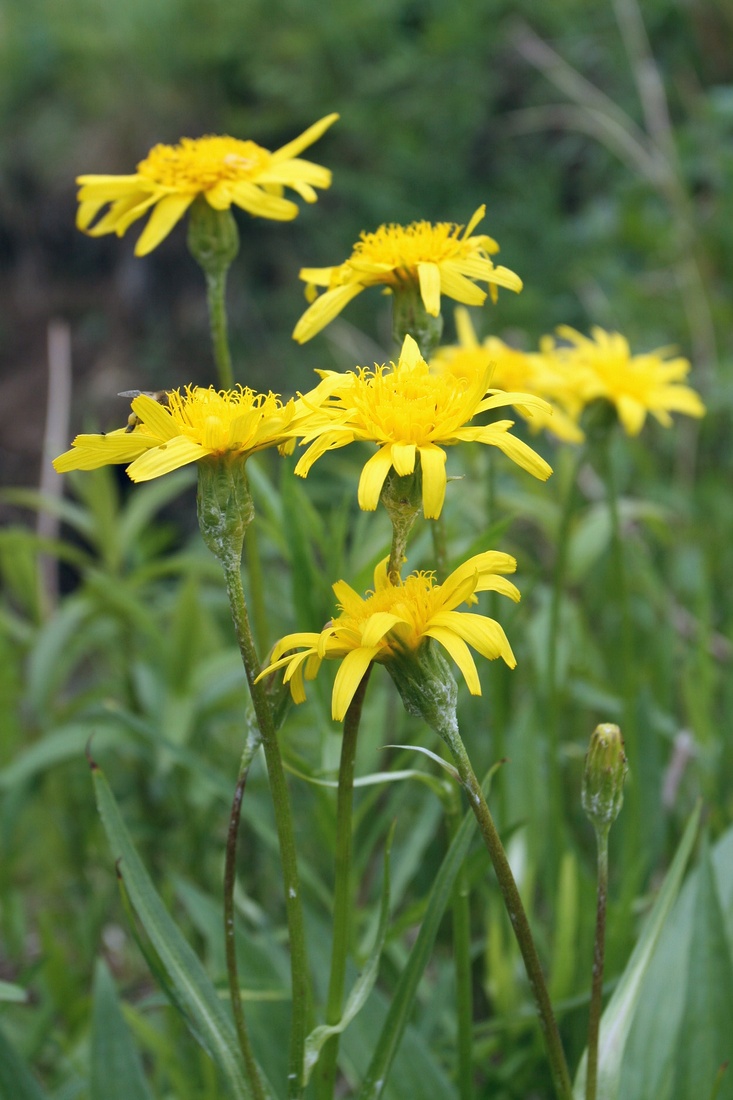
224;758;267;1100
586;829;609;1100
205;268;235;390
441;723;572;1100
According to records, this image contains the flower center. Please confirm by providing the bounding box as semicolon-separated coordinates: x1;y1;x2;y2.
137;136;271;190
346;361;478;444
352;219;475;273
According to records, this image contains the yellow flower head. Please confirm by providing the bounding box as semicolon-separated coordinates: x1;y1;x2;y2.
294;334;552;519
258;552;520;721
53;385;303;481
292;206;522;343
432;308;585;444
76;113;338;256
551;325;706;436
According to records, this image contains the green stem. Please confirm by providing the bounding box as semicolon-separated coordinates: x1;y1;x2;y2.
602;441;639;855
224;757;267;1100
316;668;373;1100
206;268;235;390
586;829;608;1100
244;512;269;656
441;723;572;1100
221;557;310;1100
444;781;474;1100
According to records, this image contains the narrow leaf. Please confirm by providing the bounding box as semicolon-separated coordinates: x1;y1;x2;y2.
92;761;269;1100
0;980;27;1003
573;801;701;1099
0;1025;48;1100
91;959;155;1100
671;839;733;1100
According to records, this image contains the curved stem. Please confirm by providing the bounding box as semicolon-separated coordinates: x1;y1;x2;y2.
441;723;572;1100
316;667;373;1100
221;557;310;1100
586;829;609;1100
444;780;474;1100
224;758;267;1100
205;268;235;389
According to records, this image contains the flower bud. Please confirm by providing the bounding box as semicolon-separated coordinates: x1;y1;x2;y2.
187;196;240;277
582;723;628;834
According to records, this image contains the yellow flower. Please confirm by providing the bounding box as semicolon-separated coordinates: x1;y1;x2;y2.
76;114;338;256
294;334;552;519
552;326;706;436
53;386;303;481
292;206;522;343
258;552;520;721
432;308;585;444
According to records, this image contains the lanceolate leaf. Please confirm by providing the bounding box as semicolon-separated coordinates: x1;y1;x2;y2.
91;959;155;1100
573;801;701;1100
0;1025;48;1100
92;761;271;1100
671;838;733;1100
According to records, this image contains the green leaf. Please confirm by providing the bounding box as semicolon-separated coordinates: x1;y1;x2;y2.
92;761;271;1100
116;469;196;557
671;838;733;1100
0;723;127;790
356;770;490;1100
573;801;701;1100
90;959;155;1100
0;1025;48;1100
303;823;395;1085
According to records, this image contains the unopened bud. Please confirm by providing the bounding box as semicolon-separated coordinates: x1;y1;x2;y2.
582;723;628;834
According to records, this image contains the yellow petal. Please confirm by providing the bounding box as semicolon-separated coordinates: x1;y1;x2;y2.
332;647;378;722
126;436;207;481
392;442;416;476
417;445;448;519
417;262;441;316
423;627;481;694
462;205;486;239
292;283;365;343
361;612;403;648
438;266;487;306
454;307;480;350
53;431;153;472
129;394;179;440
134;194;195;256
357;446;394;511
228;181;299;221
399;334;423;370
269;113;339;164
430;611;516;666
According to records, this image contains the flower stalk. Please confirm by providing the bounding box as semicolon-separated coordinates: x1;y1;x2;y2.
224;754;267;1100
187;198;240;389
315;667;373;1100
581;723;627;1100
442;721;573;1100
198;456;310;1100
